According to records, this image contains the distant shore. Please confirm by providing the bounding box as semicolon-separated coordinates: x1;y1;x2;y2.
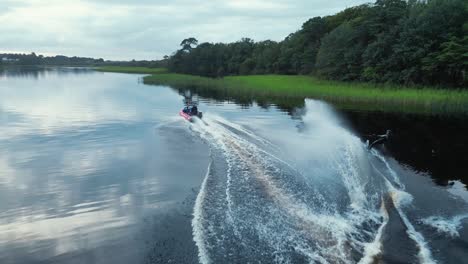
95;66;168;74
96;66;468;115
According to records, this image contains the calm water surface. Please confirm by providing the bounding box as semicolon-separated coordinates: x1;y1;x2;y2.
0;67;467;264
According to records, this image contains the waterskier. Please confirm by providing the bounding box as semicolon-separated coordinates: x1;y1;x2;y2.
368;130;391;149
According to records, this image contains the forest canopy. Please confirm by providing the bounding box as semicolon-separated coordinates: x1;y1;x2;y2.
167;0;468;87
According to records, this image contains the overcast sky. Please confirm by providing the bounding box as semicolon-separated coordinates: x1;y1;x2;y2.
0;0;370;60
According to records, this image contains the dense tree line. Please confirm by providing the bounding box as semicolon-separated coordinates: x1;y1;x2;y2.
168;0;467;87
0;53;105;66
0;52;166;68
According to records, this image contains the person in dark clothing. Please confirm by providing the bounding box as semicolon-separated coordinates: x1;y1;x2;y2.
368;130;391;149
191;105;198;115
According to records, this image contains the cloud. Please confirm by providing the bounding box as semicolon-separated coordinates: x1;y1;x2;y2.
0;0;370;60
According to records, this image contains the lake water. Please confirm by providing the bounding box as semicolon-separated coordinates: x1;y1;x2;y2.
0;67;467;264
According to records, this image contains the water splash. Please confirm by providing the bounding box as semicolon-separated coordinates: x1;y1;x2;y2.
188;99;437;264
421;214;468;238
192;162;212;264
358;199;389;264
371;156;437;264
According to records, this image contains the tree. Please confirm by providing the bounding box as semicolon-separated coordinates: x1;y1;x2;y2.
165;0;467;87
180;37;198;52
316;23;365;80
422;36;468;86
389;0;467;85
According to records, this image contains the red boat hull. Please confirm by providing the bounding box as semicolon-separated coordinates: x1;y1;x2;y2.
179;110;193;121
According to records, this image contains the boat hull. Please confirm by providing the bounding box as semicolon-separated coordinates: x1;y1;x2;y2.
179;110;193;121
179;110;203;122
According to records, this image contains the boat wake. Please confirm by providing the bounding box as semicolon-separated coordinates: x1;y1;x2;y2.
421;214;468;238
188;100;439;264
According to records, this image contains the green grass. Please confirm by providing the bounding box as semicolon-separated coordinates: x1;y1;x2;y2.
144;73;468;115
93;66;468;114
96;66;168;74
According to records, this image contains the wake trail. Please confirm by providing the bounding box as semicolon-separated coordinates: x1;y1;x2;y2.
421;214;468;238
188;100;437;264
371;154;437;264
192;162;212;264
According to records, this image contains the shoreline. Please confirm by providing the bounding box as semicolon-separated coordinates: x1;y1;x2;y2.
95;66;168;74
96;66;468;115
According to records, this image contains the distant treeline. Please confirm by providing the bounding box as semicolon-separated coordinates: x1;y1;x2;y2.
0;52;166;68
168;0;467;87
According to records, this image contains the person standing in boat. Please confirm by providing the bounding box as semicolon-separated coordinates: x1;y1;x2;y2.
191;105;198;115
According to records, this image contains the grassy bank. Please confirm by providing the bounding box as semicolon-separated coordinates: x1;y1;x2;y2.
95;66;468;114
96;66;168;74
143;74;468;115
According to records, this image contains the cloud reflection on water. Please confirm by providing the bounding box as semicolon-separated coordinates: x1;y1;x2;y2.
0;68;201;262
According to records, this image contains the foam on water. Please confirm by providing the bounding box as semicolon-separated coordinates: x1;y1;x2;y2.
387;182;437;264
358;199;389;264
188;100;438;264
371;150;404;189
447;180;468;203
371;156;437;264
421;214;468;238
192;162;212;264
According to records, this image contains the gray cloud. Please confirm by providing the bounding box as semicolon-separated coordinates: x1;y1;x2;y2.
0;0;370;60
